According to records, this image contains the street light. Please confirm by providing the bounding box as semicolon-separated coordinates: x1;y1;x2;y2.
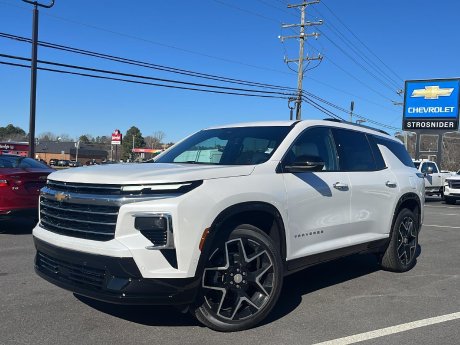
22;0;55;158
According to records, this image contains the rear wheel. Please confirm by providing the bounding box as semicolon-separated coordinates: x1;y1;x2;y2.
193;224;283;332
381;208;418;272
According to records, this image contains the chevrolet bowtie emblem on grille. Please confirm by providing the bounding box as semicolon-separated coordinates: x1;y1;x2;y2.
55;192;69;202
411;86;454;100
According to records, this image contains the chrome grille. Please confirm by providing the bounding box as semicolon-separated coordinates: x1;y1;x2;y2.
40;198;118;241
449;180;460;189
36;251;106;290
47;180;122;195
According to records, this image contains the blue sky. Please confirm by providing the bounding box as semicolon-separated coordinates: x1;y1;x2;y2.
0;0;459;143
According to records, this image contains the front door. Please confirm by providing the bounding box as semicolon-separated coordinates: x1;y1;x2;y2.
281;127;352;260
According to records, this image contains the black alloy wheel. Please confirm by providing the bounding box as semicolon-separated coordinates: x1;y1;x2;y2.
193;225;283;332
396;216;417;266
381;208;419;272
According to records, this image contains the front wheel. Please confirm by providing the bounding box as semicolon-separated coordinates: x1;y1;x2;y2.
193;224;283;332
381;208;419;272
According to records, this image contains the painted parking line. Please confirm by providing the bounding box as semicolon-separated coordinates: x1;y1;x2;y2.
425;213;460;216
423;224;460;229
312;312;460;345
425;205;459;209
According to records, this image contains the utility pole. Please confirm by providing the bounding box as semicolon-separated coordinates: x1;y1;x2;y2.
280;0;322;120
349;101;354;122
22;0;55;159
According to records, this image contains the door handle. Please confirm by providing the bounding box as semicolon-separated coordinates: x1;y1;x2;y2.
333;182;349;191
385;181;397;188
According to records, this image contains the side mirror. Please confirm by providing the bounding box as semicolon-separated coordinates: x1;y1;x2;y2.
284;155;325;173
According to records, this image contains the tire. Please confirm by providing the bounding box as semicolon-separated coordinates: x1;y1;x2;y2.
381;208;419;272
192;224;283;332
445;197;457;205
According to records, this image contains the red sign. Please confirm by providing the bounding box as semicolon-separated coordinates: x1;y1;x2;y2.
111;129;122;145
0;142;29;156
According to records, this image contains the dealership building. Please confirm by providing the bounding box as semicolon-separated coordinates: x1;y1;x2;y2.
0;141;108;163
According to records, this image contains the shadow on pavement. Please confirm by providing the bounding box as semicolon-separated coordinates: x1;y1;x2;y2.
425;196;442;203
76;253;386;329
75;295;199;327
0;218;36;234
262;253;381;326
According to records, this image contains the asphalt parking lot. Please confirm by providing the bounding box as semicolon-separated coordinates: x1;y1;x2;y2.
1;198;459;345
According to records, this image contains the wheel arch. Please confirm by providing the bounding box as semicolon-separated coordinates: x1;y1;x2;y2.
391;193;422;235
195;201;287;277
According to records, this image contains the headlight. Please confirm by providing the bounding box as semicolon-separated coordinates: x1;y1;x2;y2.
121;181;202;195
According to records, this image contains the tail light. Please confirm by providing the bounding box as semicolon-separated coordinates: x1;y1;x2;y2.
0;179;8;187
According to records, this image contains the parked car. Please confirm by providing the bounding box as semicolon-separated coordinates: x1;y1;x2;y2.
68;161;82;167
0;154;53;221
49;159;58;166
57;159;70;167
33;120;424;331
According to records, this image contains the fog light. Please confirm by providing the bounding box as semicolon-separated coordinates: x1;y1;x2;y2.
135;216;167;232
133;213;173;249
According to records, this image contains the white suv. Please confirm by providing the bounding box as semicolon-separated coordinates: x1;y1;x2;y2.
33;120;424;331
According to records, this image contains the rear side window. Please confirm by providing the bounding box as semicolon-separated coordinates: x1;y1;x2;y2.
374;136;415;168
332;129;377;171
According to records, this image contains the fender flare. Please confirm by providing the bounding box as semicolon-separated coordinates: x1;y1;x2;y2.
195;201;287;278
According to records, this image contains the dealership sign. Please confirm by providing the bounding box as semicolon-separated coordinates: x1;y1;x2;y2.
403;79;460;130
111;129;122;145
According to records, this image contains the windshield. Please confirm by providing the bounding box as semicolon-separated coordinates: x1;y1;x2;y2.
0;155;49;169
155;126;292;165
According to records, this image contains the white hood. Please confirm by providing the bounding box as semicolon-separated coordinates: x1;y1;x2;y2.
48;163;255;185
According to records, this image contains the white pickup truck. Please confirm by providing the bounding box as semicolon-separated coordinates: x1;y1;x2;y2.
444;172;460;204
413;160;452;197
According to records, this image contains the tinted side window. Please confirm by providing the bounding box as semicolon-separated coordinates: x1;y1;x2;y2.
421;162;438;174
367;135;386;170
374;136;415;168
333;129;377;171
284;127;338;171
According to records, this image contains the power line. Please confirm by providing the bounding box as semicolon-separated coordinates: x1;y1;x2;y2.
316;28;399;95
0;0;291;76
321;0;404;83
311;7;402;90
211;0;397;103
0;32;297;92
302;92;399;131
0;52;296;97
0;55;294;99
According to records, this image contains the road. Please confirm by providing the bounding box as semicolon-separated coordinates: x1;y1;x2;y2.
1;197;459;345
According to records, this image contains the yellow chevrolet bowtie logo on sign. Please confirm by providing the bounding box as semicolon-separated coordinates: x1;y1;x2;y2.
411;86;454;100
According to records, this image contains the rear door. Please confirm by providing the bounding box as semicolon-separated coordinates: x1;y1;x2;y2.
332;128;399;238
281;126;352;260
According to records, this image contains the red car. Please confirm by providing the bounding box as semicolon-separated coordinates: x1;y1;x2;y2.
0;154;54;221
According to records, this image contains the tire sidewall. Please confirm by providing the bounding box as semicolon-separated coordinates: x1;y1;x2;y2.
389;208;419;271
194;224;283;332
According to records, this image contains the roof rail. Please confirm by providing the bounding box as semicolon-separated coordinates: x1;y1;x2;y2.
322;118;390;136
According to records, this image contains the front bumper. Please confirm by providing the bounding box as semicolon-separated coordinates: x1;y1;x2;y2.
444;186;460;198
34;237;200;305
